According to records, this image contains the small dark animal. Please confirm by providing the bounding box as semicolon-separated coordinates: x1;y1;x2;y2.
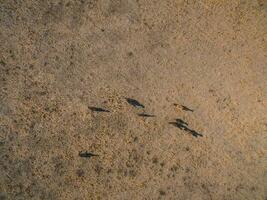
88;106;110;112
189;130;203;137
169;122;187;130
79;151;99;158
138;113;155;117
126;98;145;108
169;119;203;138
175;118;188;126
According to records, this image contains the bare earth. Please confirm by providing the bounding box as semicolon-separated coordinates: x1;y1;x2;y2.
0;0;266;199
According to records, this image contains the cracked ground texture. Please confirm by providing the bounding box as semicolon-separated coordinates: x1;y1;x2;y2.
0;0;266;199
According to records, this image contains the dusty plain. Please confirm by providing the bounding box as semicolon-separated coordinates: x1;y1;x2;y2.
0;0;266;199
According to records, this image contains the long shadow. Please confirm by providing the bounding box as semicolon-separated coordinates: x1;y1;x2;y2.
125;98;145;108
181;105;194;112
174;104;194;112
79;151;99;158
169;118;203;138
138;113;155;117
88;106;110;113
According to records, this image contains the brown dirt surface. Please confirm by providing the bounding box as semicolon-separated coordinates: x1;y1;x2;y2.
0;0;266;199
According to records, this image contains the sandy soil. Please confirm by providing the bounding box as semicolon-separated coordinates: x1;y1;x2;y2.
0;0;266;199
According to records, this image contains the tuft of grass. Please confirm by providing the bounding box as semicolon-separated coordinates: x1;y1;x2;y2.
0;60;6;66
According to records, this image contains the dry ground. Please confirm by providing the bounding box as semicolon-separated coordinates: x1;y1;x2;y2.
0;0;266;199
